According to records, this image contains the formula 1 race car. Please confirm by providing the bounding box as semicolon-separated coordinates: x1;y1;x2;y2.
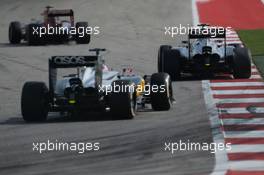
21;48;173;122
9;6;90;45
158;24;252;80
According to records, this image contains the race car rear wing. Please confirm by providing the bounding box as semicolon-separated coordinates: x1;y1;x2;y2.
49;56;99;68
47;9;74;17
48;55;104;103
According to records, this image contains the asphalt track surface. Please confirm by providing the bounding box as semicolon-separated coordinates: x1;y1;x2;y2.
0;0;214;174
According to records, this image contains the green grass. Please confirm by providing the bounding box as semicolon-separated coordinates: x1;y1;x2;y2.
238;30;264;77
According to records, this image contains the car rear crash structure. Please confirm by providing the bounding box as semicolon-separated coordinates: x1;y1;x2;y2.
158;24;252;80
21;48;173;122
9;6;90;45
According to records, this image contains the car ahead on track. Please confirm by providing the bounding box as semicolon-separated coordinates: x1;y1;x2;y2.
21;48;173;122
158;24;252;80
9;6;90;45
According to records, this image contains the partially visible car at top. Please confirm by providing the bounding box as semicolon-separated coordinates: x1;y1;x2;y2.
9;6;90;45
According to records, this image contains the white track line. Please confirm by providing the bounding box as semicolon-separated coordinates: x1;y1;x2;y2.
192;0;199;26
226;38;240;40
228;144;264;153
203;80;228;175
225;131;264;138
222;118;264;125
226;41;242;43
226;33;239;35
214;98;264;104
226;31;237;34
228;161;264;171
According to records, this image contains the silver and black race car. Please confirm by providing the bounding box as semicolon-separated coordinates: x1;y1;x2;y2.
21;48;173;122
9;6;90;45
158;24;252;80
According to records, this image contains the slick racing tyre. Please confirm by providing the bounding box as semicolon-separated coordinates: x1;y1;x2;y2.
158;45;171;72
233;47;251;79
163;49;181;81
109;80;136;119
21;82;49;122
75;22;91;44
150;73;172;111
9;21;22;44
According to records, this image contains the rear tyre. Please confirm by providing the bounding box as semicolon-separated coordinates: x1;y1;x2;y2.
163;49;181;81
9;21;22;44
233;47;251;79
26;24;45;45
21;82;49;122
109;80;136;119
150;73;172;111
158;45;171;72
75;22;91;44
